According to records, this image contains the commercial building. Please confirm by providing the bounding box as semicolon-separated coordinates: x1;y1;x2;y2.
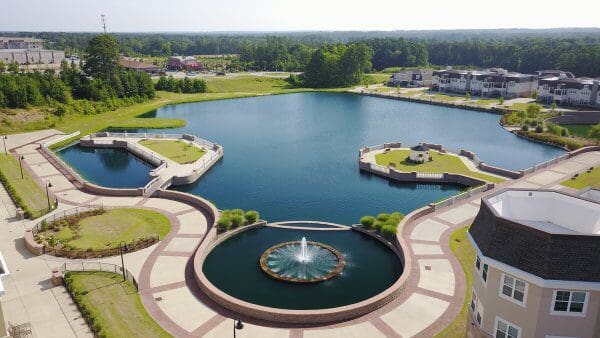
119;58;162;75
537;70;600;108
388;69;433;87
431;67;538;98
0;49;65;66
467;189;600;338
167;56;204;72
0;37;44;50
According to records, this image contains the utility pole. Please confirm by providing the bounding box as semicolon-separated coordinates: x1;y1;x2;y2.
101;14;107;34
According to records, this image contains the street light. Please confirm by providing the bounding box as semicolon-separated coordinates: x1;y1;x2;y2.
119;241;128;281
19;155;24;179
2;135;7;155
233;318;243;338
45;181;53;210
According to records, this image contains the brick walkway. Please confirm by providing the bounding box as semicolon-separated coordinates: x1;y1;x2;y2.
1;130;599;337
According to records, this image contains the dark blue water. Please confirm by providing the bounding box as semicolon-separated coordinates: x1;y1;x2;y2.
142;93;563;223
58;93;564;224
203;226;402;309
57;144;152;188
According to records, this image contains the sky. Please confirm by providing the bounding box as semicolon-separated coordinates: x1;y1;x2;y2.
1;0;599;32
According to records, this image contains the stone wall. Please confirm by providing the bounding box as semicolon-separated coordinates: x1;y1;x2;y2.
547;111;600;125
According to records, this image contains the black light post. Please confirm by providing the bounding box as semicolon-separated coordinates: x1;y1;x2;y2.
2;135;7;155
45;181;53;210
19;155;24;179
119;241;128;281
233;318;243;338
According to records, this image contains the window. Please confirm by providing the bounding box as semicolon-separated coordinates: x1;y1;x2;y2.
552;291;588;315
500;274;527;304
475;255;481;271
470;290;477;312
495;317;521;338
476;299;484;326
482;263;489;282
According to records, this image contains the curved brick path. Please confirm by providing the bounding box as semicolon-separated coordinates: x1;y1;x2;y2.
4;130;600;337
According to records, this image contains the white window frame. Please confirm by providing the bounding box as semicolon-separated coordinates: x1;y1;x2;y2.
476;299;484;327
481;263;489;284
550;290;589;317
498;273;528;307
494;316;521;338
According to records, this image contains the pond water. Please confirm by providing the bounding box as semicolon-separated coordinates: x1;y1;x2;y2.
58;92;564;224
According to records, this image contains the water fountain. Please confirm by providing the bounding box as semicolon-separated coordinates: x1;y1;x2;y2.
260;237;345;283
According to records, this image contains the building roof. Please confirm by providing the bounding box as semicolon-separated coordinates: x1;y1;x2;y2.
470;189;600;282
119;59;160;70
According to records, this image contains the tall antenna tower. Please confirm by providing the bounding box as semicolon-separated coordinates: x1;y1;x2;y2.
101;14;107;34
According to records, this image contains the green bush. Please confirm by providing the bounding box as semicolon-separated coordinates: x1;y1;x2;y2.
359;216;375;228
216;216;232;232
231;208;244;217
390;212;404;222
230;215;243;228
535;125;544;133
561;128;569;136
516;130;583;150
381;224;398;239
376;213;391;222
244;210;259;224
522;125;529;131
372;221;384;232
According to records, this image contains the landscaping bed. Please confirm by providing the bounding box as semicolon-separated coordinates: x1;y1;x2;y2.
139;139;206;164
63;271;171;338
35;208;171;258
358;212;404;239
216;208;260;233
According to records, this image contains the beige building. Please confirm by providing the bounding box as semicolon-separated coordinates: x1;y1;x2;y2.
0;37;44;50
468;189;600;338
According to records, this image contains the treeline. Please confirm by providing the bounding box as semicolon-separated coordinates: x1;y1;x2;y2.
0;35;154;113
155;76;207;93
302;43;373;87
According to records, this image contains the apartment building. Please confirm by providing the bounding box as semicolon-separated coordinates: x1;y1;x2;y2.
432;67;538;98
467;189;600;338
0;37;44;50
388;69;433;87
537;70;600;108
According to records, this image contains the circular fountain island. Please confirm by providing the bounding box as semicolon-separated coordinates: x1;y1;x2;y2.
198;224;405;323
260;237;346;283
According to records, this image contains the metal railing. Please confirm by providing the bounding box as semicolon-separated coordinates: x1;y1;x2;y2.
92;132;217;150
42;131;81;148
60;261;138;291
31;205;100;235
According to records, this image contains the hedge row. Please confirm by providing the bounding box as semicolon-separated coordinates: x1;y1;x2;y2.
216;209;260;233
516;130;583;151
359;212;404;239
0;164;34;218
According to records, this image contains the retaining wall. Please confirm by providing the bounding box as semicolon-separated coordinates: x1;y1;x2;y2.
547;111;600;125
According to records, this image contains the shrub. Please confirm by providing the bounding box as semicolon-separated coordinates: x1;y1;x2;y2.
376;213;391;222
381;224;398;239
244;210;259;224
359;216;375;228
535;125;544;133
390;212;404;222
522;125;529;131
516;130;583;150
373;221;384;232
561;128;569;137
231;209;244;217
230;215;243;228
217;216;232;232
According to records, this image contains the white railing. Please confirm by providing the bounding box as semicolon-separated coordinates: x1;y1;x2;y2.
416;172;444;179
91;132;218;151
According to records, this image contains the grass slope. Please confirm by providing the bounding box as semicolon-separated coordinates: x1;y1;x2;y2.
64;272;171;338
435;226;475;337
560;166;600;189
375;150;504;183
139;139;206;164
56;208;171;250
563;124;594;138
0;153;54;218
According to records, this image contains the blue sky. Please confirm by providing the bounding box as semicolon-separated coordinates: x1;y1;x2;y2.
1;0;599;32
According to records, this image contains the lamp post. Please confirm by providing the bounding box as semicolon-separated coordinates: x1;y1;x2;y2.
119;241;128;281
45;181;53;211
233;318;243;338
19;155;24;179
2;135;7;155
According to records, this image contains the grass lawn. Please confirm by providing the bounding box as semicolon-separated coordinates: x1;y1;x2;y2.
435;226;475;337
139;139;206;164
0;153;54;218
64;271;171;338
563;124;594;138
54;208;171;250
473;98;499;106
364;73;392;84
205;75;293;93
560;166;600;189
508;102;529;111
431;94;462;102
375;150;505;183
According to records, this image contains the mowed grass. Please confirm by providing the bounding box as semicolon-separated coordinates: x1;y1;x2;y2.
508;102;529;111
431;94;462;102
375;149;505;183
56;208;171;250
564;124;594;138
139;139;206;164
0;153;54;218
205;75;292;93
64;272;171;338
435;226;475;337
560;166;600;189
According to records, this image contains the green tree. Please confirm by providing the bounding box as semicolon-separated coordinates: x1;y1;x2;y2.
526;103;542;118
0;61;5;73
551;102;557;112
8;62;19;74
83;34;120;80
